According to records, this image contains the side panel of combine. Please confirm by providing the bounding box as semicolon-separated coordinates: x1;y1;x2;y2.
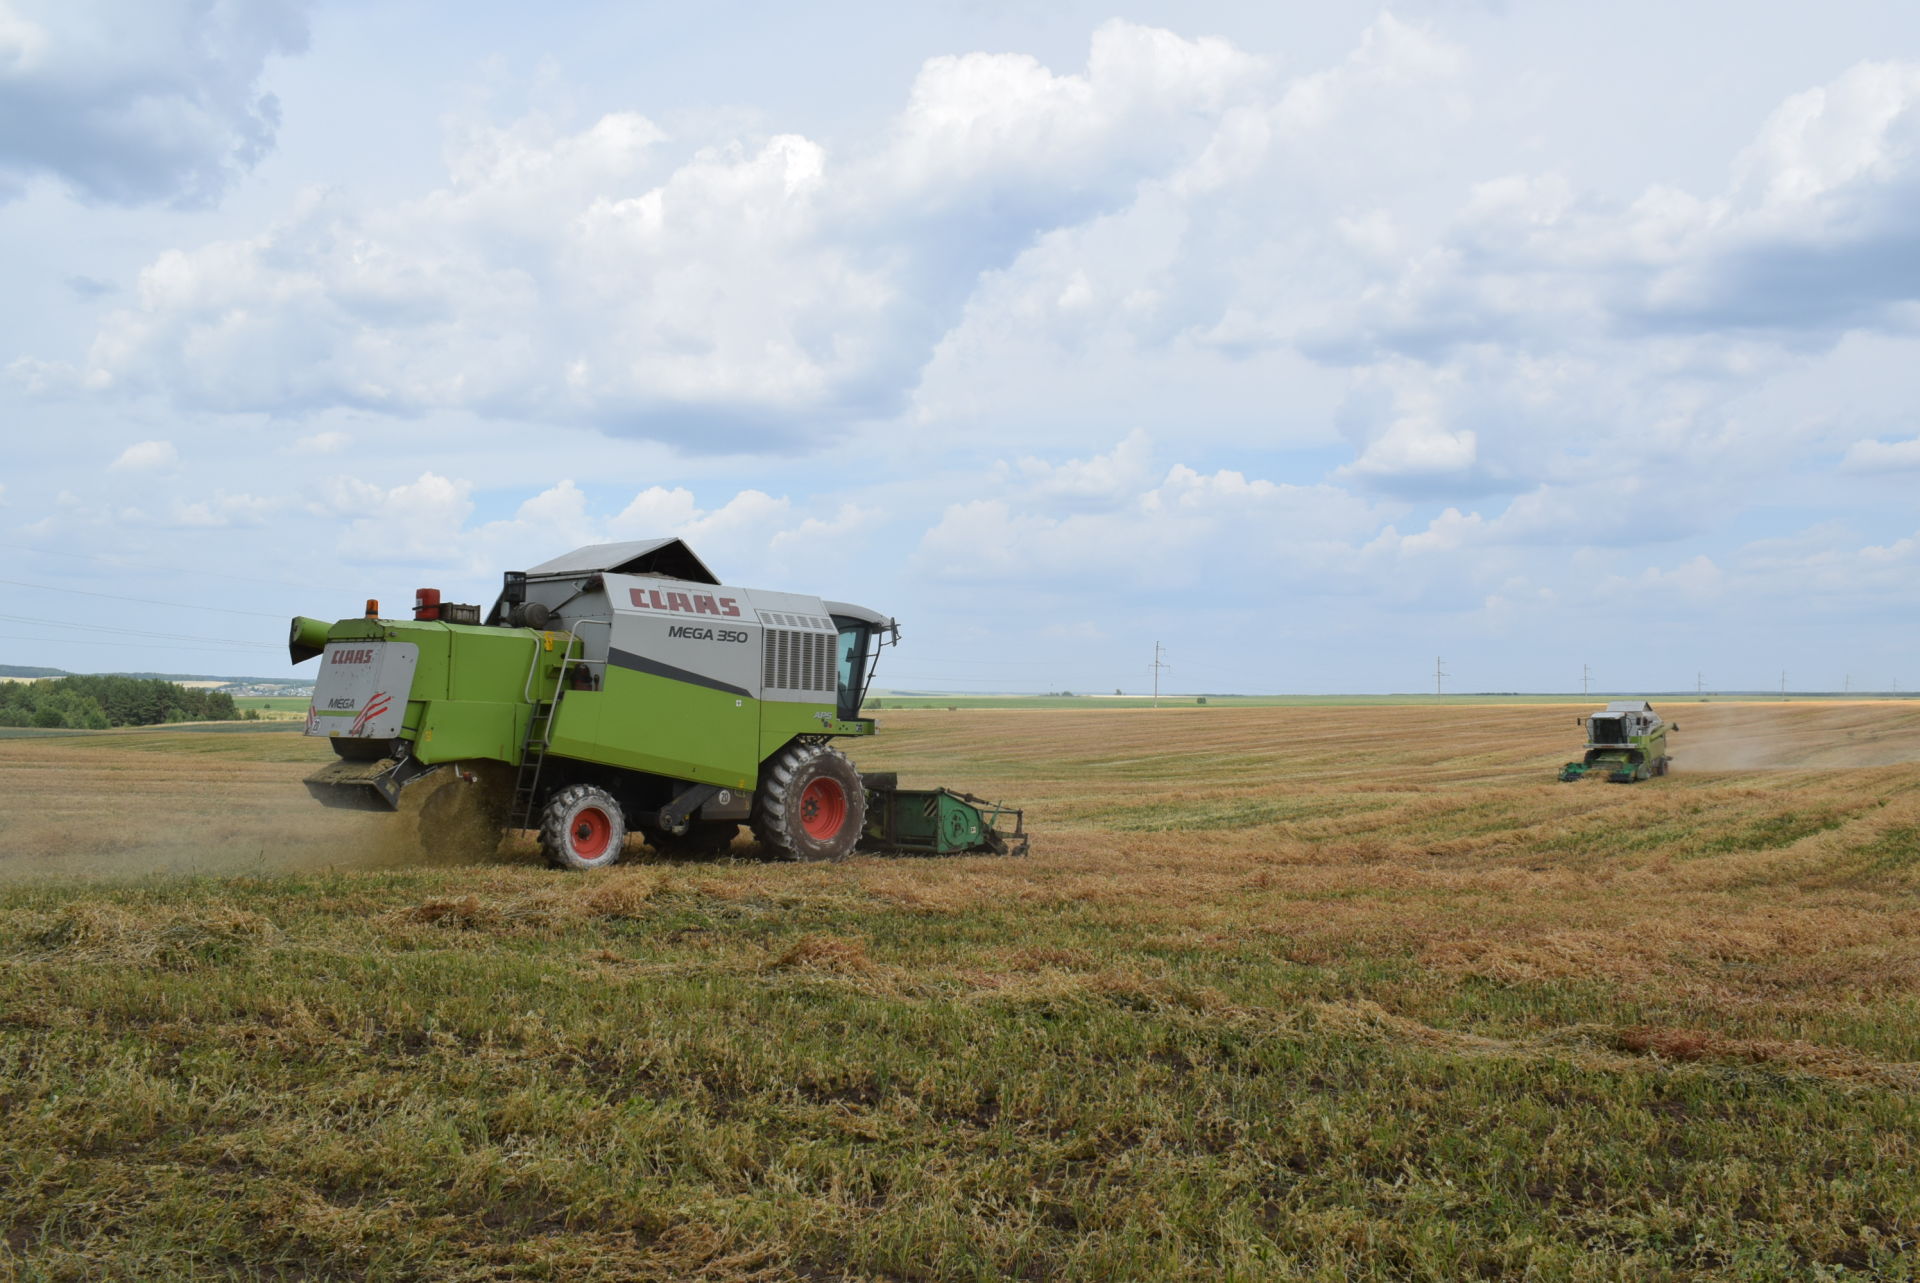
546;577;764;790
415;627;542;764
547;678;759;790
304;620;554;769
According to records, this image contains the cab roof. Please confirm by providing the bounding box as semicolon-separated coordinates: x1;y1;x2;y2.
522;539;719;584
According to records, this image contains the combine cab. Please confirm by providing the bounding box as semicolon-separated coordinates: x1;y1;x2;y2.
1559;700;1676;782
290;539;1028;868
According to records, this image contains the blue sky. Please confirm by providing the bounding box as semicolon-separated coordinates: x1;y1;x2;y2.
2;0;1917;694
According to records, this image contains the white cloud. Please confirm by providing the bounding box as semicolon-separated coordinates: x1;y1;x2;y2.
109;439;177;471
0;0;309;206
1268;12;1466;141
1316;59;1920;361
284;475;884;589
455;479;616;577
1335;368;1481;492
1840;434;1920;473
289;430;349;454
595;484;883;588
1006;429;1157;511
163;491;277;528
918;432;1387;588
50;21;1266;447
314;471;475;565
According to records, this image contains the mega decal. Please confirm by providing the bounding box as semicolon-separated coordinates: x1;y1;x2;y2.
628;587;742;617
667;625;749;643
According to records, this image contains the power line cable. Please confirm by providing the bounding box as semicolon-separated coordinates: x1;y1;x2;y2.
0;578;287;619
0;635;292;655
0;541;363;592
0;613;280;650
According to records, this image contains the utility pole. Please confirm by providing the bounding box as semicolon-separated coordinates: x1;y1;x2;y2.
1780;670;1787;695
1696;671;1705;695
1149;642;1169;708
1581;664;1591;696
1435;656;1448;697
1844;673;1852;694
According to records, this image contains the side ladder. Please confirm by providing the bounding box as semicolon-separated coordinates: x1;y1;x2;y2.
509;634;582;831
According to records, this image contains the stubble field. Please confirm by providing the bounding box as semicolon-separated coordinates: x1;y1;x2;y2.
1;701;1917;1280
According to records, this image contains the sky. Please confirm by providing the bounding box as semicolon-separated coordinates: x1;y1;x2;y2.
2;0;1918;696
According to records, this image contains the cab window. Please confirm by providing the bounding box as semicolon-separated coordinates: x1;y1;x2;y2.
834;621;872;721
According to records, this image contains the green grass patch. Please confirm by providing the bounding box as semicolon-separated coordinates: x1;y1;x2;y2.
2;869;1916;1280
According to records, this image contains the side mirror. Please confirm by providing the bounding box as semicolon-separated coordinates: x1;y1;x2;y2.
1671;723;1680;733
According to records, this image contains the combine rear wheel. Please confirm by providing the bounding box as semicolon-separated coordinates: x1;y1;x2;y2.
541;784;627;871
414;766;509;861
752;743;866;862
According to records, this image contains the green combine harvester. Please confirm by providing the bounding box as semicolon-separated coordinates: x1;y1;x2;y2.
1559;700;1677;782
290;539;1026;868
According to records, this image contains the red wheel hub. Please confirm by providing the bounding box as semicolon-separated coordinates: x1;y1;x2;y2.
798;777;847;841
571;806;613;859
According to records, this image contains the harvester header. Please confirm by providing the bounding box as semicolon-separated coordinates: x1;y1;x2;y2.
290;539;1026;867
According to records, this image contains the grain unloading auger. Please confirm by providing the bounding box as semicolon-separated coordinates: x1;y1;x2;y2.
1559;700;1677;782
289;540;1028;868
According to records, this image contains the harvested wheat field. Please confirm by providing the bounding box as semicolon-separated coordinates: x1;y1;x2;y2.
2;700;1918;1281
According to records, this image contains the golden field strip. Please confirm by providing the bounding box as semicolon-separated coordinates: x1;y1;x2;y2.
0;701;1917;1280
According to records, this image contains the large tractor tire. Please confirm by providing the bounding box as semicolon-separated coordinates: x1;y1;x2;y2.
647;821;741;858
752;743;867;862
540;784;627;871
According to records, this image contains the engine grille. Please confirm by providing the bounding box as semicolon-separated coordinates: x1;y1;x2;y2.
763;628;833;694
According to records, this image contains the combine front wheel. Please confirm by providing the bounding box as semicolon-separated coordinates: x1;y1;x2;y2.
752;743;867;862
540;784;627;871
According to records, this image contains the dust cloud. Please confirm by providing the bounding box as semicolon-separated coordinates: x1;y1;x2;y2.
1670;701;1920;771
0;734;524;881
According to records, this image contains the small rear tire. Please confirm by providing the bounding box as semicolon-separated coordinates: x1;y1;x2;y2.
752;743;866;862
540;784;627;871
413;762;513;860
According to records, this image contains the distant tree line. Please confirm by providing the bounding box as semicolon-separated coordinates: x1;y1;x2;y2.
0;676;239;729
